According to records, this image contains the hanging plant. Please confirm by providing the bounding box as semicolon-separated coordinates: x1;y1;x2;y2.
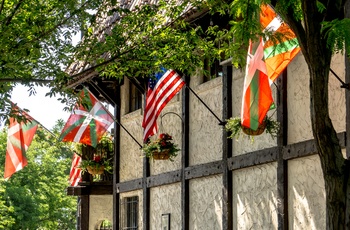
142;133;180;161
78;154;113;176
225;116;279;139
75;134;114;176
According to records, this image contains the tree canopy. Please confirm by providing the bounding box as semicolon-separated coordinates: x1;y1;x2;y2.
0;121;77;229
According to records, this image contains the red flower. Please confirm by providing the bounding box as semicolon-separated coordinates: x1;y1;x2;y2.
159;133;165;139
93;155;101;162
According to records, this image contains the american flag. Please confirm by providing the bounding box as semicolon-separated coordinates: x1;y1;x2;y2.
142;68;185;141
69;153;82;186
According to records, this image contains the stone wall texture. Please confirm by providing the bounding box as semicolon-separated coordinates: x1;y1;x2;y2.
232;162;278;229
89;195;113;230
288;155;326;230
189;174;223;230
150;183;181;229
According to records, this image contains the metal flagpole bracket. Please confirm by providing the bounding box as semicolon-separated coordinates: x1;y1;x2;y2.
330;68;350;90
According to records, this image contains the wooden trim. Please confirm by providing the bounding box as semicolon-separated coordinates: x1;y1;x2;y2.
80;195;89;230
182;74;190;230
276;69;288;229
113;86;121;230
147;170;182;187
116;179;143;193
228;147;279;170
185;161;223;180
222;65;233;230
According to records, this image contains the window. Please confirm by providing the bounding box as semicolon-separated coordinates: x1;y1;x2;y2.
120;196;138;230
129;82;142;112
203;58;223;82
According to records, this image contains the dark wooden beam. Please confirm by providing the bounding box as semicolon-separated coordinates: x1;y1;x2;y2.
147;170;181;187
80;195;89;230
113;85;121;230
67;182;113;196
182;74;190;230
185;161;223;179
228;147;278;170
116;178;143;193
276;69;288;230
221;64;233;230
143;152;151;230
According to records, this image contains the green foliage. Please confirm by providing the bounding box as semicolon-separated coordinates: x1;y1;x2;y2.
225;116;280;140
0;121;78;229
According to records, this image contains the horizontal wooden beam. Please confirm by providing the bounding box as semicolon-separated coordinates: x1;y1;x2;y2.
282;132;346;160
67;182;113;196
147;170;181;187
228;147;278;171
116;178;143;193
87;132;347;194
184;161;223;180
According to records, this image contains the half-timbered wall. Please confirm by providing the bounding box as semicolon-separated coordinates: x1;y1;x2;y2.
76;44;347;230
113;51;347;230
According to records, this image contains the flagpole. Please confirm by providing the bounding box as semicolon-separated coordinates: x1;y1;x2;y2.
185;85;226;125
88;83;143;148
10;102;57;138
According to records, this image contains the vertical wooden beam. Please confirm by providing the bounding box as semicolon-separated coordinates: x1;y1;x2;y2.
344;1;350;227
113;85;121;230
276;69;289;230
222;64;233;230
182;75;190;230
80;195;89;230
143;157;150;230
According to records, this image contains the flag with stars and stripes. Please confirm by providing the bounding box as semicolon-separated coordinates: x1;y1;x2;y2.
142;68;185;141
59;88;114;147
4;107;38;179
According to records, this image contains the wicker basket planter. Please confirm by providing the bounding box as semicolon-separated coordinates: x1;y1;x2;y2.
241;120;267;136
152;149;171;160
87;165;105;176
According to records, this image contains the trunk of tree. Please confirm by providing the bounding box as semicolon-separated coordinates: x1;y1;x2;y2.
299;0;350;230
298;1;350;229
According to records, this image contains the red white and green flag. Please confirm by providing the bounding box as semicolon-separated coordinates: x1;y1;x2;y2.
59;88;114;147
241;39;274;130
261;4;301;82
4;108;38;179
241;4;300;130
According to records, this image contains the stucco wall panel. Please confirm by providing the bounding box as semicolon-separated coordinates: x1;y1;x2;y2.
288;155;326;230
89;195;113;230
232;162;278;230
189;175;223;230
287;53;313;144
120;111;143;182
189;78;223;165
150;183;181;230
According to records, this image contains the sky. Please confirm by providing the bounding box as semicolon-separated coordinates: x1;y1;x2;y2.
9;85;71;131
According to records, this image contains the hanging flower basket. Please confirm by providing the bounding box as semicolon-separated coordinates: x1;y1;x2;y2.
152;149;171;160
225;116;279;139
142;133;180;161
87;165;105;176
241;120;267;136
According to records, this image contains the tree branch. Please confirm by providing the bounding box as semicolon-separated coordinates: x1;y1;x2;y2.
4;0;25;26
0;78;53;83
0;0;5;16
